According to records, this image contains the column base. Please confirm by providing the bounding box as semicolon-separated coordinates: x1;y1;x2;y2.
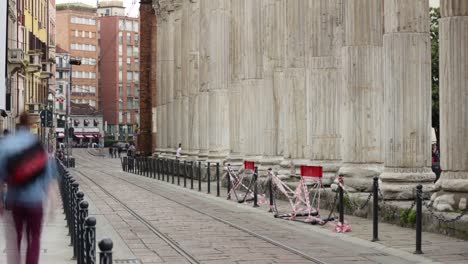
380;167;435;200
430;171;468;211
337;163;384;192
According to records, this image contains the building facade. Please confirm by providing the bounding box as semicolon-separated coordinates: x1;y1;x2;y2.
98;2;140;141
54;46;71;143
69;102;103;147
56;3;99;110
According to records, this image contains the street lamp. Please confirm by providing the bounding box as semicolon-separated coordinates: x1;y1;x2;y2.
63;56;81;167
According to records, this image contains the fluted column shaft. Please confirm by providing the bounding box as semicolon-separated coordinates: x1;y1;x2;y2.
338;0;384;192
380;0;435;200
432;0;468;211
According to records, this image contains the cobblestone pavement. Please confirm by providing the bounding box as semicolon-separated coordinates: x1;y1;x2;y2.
70;150;463;264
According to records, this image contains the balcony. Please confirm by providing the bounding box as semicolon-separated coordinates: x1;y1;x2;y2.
7;49;25;73
26;53;42;73
40;63;53;79
26;103;45;115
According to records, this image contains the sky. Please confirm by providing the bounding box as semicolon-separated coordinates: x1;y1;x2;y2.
56;0;140;17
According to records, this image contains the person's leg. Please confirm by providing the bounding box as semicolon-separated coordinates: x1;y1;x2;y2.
25;206;43;264
12;206;25;255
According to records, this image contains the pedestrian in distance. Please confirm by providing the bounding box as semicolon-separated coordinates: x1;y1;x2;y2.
109;146;114;158
118;146;122;158
176;143;182;159
0;112;58;264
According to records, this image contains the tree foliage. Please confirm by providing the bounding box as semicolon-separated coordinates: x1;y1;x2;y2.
430;7;440;140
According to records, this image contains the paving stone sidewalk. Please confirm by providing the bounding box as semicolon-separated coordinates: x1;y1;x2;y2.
0;185;74;264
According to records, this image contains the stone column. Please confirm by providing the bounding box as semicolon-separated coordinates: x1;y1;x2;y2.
338;0;384;192
138;1;154;155
184;0;200;158
166;8;176;153
199;0;230;160
432;0;468;211
306;0;343;185
380;0;435;199
173;6;183;153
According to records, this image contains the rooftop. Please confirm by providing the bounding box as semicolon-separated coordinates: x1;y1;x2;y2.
71;102;101;116
57;3;97;12
98;1;124;8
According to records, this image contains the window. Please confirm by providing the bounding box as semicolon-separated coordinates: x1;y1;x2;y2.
119;19;125;30
126;58;131;69
127;98;134;109
133;21;139;32
133;46;139;57
135;86;140;97
89;31;93;38
127;72;133;81
134;34;139;45
134;72;139;82
135;112;139;124
82;31;86;37
119;101;123;110
119;57;123;69
127;112;131;123
119;112;123;123
119;85;123;97
90;100;96;107
119;32;123;44
126;33;131;44
105;9;110;16
74;30;79;37
127;85;131;96
127;46;132;57
90;86;96;93
119;71;123;82
119;45;123;56
134;58;139;70
126;20;132;31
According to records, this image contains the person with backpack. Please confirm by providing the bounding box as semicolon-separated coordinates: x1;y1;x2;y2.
0;112;58;264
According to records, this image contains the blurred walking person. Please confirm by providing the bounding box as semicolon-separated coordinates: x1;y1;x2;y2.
0;112;58;264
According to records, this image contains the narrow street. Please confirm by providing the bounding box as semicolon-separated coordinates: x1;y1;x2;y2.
70;149;440;264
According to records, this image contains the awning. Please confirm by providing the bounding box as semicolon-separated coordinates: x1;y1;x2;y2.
58;133;65;138
85;135;94;138
75;135;84;138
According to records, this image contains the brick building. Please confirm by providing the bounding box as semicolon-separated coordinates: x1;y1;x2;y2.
56;3;99;110
98;1;140;141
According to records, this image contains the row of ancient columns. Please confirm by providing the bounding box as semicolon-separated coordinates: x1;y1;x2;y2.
148;0;468;211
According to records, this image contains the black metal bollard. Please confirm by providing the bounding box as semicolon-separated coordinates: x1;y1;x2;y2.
227;164;231;200
253;167;259;207
161;159;166;181
216;163;220;197
414;184;423;254
79;200;89;264
197;161;201;192
269;169;274;212
206;162;210;194
372;176;379;242
183;160;187;187
157;158;160;180
339;184;344;224
177;160;180;185
98;238;113;264
172;159;175;184
85;217;97;264
74;191;84;260
190;161;194;189
167;159;170;183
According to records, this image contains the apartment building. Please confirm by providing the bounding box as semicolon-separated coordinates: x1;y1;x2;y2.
98;1;140;141
56;3;99;110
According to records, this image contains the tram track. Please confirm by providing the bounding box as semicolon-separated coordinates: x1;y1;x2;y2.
74;151;327;264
